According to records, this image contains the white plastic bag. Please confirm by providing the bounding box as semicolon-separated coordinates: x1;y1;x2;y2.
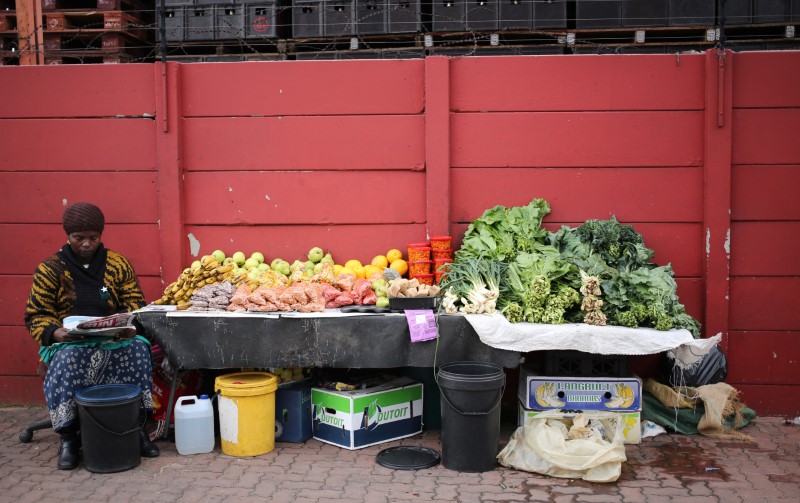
497;410;627;483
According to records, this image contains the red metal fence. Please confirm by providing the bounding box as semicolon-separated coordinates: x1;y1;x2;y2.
0;50;797;414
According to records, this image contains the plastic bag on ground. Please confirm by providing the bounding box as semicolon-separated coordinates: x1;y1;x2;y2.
497;410;627;483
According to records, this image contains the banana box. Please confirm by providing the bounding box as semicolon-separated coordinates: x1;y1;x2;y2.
311;376;423;450
517;402;642;444
518;364;641;412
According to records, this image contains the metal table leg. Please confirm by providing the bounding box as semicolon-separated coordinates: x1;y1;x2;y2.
161;366;185;440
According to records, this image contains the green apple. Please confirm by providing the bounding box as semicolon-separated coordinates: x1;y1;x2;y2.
258;263;270;271
251;252;265;264
314;262;324;273
244;258;260;270
304;260;315;270
271;258;284;270
308;247;324;263
320;253;334;264
223;257;234;266
211;249;226;263
232;251;246;266
376;297;390;308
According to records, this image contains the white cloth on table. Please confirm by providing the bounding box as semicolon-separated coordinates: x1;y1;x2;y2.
463;313;721;369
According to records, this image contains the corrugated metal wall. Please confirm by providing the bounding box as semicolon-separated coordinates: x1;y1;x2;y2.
0;50;797;414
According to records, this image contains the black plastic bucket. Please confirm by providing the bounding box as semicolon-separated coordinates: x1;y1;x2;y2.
74;384;143;473
437;362;505;472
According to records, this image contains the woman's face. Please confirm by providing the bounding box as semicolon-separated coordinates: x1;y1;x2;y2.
67;231;101;262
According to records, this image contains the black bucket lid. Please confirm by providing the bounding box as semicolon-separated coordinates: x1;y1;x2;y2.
75;384;142;404
376;446;441;471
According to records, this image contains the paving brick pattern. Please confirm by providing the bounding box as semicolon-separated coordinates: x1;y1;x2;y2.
2;406;798;502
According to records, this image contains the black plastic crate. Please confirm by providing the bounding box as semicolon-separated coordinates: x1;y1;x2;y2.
293;0;324;37
466;0;499;31
164;0;194;5
668;0;714;26
575;0;621;29
382;48;425;58
356;0;388;34
794;0;800;22
325;0;356;36
722;0;753;24
159;6;185;42
542;350;628;378
754;0;792;23
432;0;467;32
216;4;246;39
388;0;423;33
246;3;281;38
185;6;215;41
499;0;531;30
622;0;668;27
533;0;567;29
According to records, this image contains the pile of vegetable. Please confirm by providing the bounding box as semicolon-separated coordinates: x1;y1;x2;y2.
442;199;701;337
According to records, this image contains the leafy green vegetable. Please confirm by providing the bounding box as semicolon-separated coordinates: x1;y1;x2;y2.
456;199;551;261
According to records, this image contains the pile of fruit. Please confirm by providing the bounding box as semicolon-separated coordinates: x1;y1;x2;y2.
155;246;415;313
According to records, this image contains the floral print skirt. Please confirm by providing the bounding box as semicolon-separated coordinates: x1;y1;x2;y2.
43;339;155;432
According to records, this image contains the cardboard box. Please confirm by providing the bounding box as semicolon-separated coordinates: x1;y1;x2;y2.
311;376;422;450
518;401;642;444
275;379;313;443
518;364;641;412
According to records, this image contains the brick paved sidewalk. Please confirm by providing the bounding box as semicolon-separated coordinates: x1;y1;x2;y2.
1;406;798;502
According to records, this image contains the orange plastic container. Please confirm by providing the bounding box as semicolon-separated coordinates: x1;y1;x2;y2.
409;260;433;276
408;246;432;262
435;271;447;285
430;236;452;251
432;248;453;260
434;258;452;273
413;273;434;286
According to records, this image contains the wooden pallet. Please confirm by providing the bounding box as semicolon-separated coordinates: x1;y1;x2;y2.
43;30;149;52
43;48;138;64
44;10;146;32
42;0;147;12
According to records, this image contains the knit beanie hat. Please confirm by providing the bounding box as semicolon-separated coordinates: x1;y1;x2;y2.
63;202;105;235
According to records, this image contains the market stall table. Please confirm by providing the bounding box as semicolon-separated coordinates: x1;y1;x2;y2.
134;309;521;438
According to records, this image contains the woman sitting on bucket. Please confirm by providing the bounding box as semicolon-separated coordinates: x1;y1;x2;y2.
24;202;160;470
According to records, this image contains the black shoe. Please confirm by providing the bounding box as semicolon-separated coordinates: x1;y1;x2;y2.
139;429;160;458
57;433;80;470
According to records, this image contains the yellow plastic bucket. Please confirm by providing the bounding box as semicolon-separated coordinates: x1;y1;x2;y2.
215;372;279;457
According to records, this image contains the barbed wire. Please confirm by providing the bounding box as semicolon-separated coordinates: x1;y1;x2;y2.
1;1;797;65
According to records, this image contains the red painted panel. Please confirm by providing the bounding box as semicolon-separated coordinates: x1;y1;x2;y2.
0;326;40;375
733;52;800;109
730;278;800;331
0;64;156;119
0;377;46;405
451;112;704;168
0;277;32;327
731;222;800;276
182;224;428;270
0;172;158;223
675;278;704;325
450;168;703;223
0;119;156;171
184;171;425;225
180;60;425;117
451;55;705;112
735;384;800;416
139;276;165;305
0;224;162;277
732;109;800;165
726;331;800;385
732;165;800;221
183;115;425;171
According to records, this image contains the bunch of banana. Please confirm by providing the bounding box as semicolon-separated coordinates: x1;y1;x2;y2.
153;255;236;307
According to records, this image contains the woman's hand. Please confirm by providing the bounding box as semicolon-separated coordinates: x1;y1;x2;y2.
53;327;84;343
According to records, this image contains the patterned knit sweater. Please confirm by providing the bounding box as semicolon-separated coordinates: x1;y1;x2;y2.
25;244;146;347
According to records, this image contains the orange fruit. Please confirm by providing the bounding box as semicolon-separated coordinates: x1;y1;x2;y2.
353;265;366;279
363;265;381;280
386;249;403;263
345;259;363;270
339;267;356;277
389;259;408;277
333;264;344;275
371;255;389;268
